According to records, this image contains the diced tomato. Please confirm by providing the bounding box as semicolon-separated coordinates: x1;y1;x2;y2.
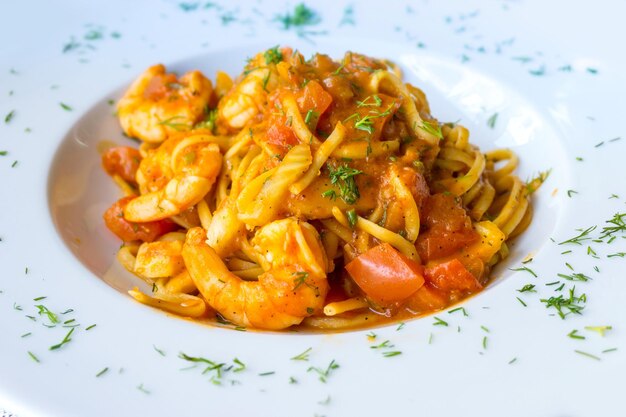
345;243;425;304
415;193;478;261
424;258;483;292
266;119;299;152
297;80;333;116
103;196;177;242
101;146;141;183
405;283;449;313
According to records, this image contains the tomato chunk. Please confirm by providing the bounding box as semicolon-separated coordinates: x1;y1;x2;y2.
424;258;482;292
345;243;425;304
103;196;177;242
102;146;141;183
415;193;478;262
405;283;449;313
297;80;333;116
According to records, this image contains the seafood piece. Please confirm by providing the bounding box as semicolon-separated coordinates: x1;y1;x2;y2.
182;218;328;330
125;134;222;222
118;64;213;143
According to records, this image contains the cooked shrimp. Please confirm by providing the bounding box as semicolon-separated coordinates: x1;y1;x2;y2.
182;218;329;330
117;64;213;143
218;51;281;129
124;134;222;222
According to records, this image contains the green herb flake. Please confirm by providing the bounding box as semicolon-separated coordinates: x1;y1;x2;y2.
448;307;468;316
59;102;73;111
136;383;151;394
433;316;448;326
584;325;612;337
96;367;109;377
35;305;58;324
559;226;597;245
517;284;536;293
28;351;40;363
382;351;402;358
567;329;585;340
419;120;443;139
153;345;166;356
346;209;358;228
486;113;498;129
276;3;320;30
509;266;538;278
5;110;15;124
307;359;339;383
291;347;312;361
327;164;363;204
540;286;586;319
264;45;283;65
574;350;601;361
232;358;246;372
49;327;75;351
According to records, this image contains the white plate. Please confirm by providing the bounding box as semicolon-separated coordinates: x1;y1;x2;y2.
1;1;625;416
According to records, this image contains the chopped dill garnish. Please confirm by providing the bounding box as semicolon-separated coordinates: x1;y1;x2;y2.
346;209;357;228
5;110;15;123
96;367;109;377
448;307;468;316
567;329;585;340
59;102;73;111
327;164;362;204
291;347;312;361
525;169;551;194
486;112;498;129
49;327;75;351
517;284;536;293
574;350;601;361
540;286;586;319
509;266;538;277
307;359;339;383
263;45;283;65
276;3;320;30
558;226;597;245
433;316;448;326
419;120;443;139
383;351;402;358
584;325;612;337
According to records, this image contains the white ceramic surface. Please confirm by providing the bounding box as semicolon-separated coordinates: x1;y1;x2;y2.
1;1;625;416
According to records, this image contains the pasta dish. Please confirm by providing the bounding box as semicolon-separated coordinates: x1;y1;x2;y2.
101;46;536;330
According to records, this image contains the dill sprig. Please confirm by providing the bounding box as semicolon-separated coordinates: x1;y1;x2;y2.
327;164;363;204
307;359;339;383
599;212;626;240
558;226;597;245
540;286;586;319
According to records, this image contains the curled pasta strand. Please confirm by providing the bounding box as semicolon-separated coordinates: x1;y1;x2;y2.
290;122;346;195
331;206;419;261
485;149;519;182
331;139;400;159
236;144;312;226
128;287;207;317
390;169;420;242
369;70;439;146
436;147;485;196
320;219;354;243
324;298;368;316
